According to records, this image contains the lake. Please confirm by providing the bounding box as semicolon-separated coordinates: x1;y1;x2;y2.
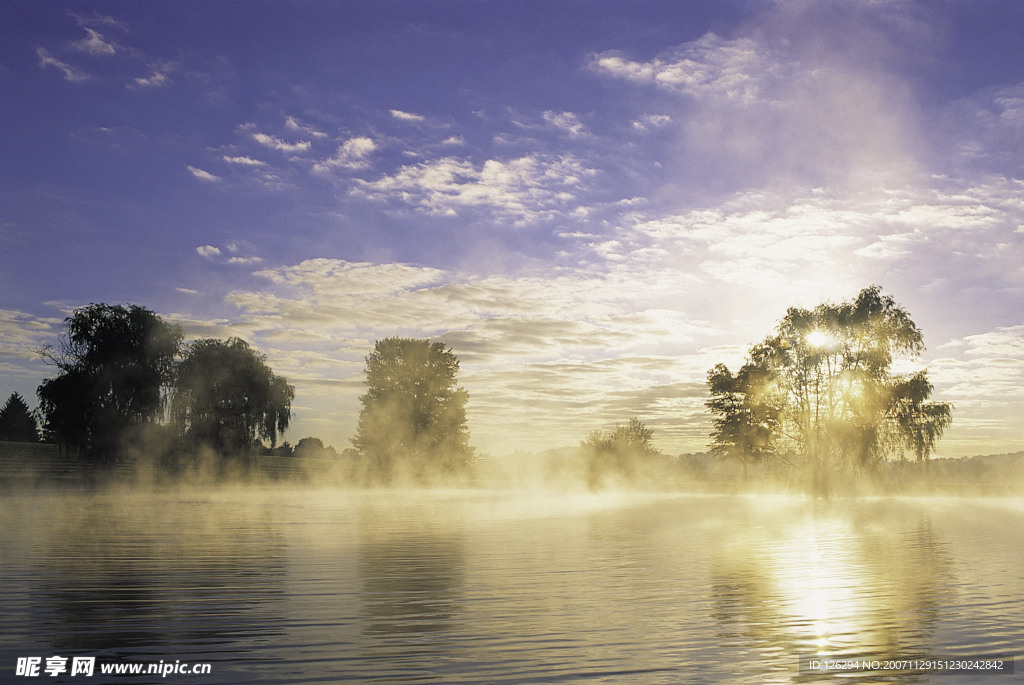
1;488;1020;683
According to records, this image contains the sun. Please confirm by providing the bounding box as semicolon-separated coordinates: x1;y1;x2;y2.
806;330;832;348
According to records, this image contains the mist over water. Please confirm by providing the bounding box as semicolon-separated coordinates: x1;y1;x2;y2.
1;486;1020;683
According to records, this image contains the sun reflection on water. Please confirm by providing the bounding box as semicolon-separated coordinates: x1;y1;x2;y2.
770;517;872;655
712;497;956;675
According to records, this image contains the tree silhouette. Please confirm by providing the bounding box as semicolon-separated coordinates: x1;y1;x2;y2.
0;392;40;442
706;287;952;481
706;363;783;478
37;304;182;461
352;338;472;483
170;337;293;459
581;417;659;487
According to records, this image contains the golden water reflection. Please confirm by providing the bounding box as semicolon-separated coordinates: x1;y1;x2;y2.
712;498;954;680
1;490;1018;683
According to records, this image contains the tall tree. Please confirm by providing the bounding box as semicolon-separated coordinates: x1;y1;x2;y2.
170;337;294;458
37;304;182;461
0;392;40;442
706;287;953;478
352;338;472;483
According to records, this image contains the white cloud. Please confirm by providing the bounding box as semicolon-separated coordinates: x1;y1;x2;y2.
250;131;312;154
592;34;773;103
70;27;117;55
209;257;728;454
129;63;176;88
71;12;128;32
312;137;376;173
632;113;672;131
0;309;59;359
36;48;90;83
543;110;587;137
390;109;427;123
927;325;1024;455
223;155;267;167
352;153;596;222
187;165;221;182
592;29;923;191
285;116;328;138
196;245;221;259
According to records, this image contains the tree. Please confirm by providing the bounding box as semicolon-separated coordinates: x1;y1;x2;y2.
705;362;784;478
294;436;325;456
0;392;40;442
581;417;659;488
37;304;183;461
706;287;953;481
352;337;472;483
170;337;294;459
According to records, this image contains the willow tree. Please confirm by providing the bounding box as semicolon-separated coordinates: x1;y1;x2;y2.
171;338;294;459
37;303;183;461
352;338;472;483
706;287;952;478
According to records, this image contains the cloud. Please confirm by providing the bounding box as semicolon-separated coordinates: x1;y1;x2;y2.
249;129;312;154
390;109;427;123
187;165;221;182
70;27;118;55
312;137;376;173
223;155;267;167
196;245;221;259
36;48;90;83
927;325;1024;454
543;110;587;137
205;256;732;453
285;116;328;138
632;113;672;131
71;11;128;32
591;27;923;192
352;153;596;222
0;309;59;358
943;82;1024;177
130;63;176;88
591;34;773;102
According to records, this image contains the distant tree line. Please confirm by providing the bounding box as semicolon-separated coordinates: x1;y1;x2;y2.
12;286;954;492
22;304;475;485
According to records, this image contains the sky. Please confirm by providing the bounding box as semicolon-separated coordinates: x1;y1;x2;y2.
3;0;1024;458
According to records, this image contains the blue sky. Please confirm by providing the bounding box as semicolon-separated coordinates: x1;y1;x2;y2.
3;0;1024;457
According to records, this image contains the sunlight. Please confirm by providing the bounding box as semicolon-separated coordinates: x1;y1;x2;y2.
805;330;832;348
767;518;878;655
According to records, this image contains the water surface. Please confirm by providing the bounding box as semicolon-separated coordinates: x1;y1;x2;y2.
1;489;1020;683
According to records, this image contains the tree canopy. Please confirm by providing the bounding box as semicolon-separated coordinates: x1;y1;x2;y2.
581;417;658;488
352;337;472;483
0;392;40;442
37;304;183;460
706;287;953;481
170;337;294;457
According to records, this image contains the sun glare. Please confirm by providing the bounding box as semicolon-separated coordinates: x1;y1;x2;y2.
806;330;831;348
